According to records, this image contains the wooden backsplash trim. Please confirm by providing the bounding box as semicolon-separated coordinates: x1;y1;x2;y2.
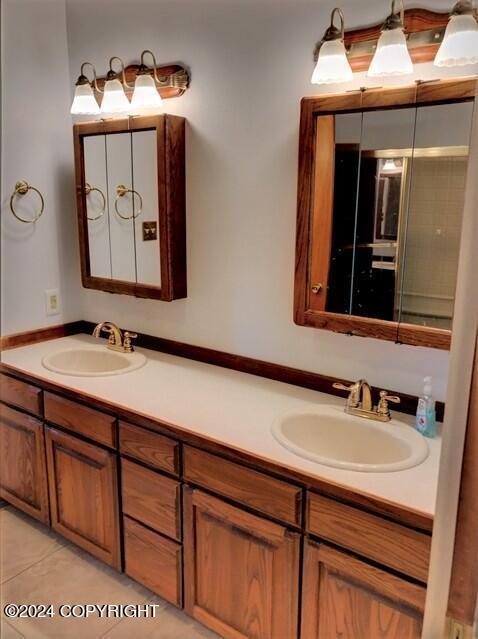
82;321;445;421
0;320;445;421
0;321;86;352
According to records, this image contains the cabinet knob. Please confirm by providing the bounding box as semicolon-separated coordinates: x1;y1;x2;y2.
311;283;323;294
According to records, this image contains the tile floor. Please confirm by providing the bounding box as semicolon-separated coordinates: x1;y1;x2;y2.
0;504;218;638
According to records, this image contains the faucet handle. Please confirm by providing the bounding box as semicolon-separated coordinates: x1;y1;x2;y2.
333;381;360;408
377;390;401;418
333;382;354;392
123;331;138;353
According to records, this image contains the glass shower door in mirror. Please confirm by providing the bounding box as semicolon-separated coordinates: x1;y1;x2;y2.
398;101;474;330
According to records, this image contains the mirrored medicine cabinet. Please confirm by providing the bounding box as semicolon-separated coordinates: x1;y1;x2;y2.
74;115;186;301
294;78;477;349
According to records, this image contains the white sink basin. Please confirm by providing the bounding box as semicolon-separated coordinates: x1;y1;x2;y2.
272;406;428;473
42;347;146;377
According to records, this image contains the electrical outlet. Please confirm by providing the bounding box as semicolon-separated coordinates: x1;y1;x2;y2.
45;289;61;316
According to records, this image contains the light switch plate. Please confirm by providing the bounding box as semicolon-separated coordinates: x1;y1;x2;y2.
45;289;61;316
142;221;158;241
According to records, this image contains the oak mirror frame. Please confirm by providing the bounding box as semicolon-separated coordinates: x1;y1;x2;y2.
73;114;186;301
294;78;477;350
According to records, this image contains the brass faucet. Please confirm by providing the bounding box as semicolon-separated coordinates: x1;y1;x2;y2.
92;322;137;353
333;379;400;422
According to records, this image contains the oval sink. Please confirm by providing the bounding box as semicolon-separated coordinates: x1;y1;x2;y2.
272;406;429;473
42;347;146;377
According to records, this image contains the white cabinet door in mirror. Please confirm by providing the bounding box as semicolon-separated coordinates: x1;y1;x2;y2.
106;132;136;283
84;135;110;279
132;130;161;286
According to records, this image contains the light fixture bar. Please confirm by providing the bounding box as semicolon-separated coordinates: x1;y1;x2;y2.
347;27;446;59
342;7;452;71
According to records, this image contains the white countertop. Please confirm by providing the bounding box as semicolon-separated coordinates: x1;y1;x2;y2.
1;334;441;518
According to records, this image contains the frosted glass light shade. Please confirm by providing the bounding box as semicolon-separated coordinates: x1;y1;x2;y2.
435;14;478;67
311;39;353;85
100;79;130;114
368;28;413;77
130;74;163;114
382;158;401;173
70;83;100;115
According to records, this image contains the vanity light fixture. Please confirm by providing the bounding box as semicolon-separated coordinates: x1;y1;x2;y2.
130;50;164;114
381;158;402;173
311;8;353;85
70;62;101;115
434;0;478;66
100;57;131;115
368;0;413;77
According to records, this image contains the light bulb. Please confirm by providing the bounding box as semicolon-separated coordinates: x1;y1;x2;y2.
130;74;163;114
435;11;478;67
70;81;100;115
311;39;353;85
368;28;413;77
100;78;130;114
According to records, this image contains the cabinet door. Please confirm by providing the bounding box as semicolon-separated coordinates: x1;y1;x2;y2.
45;426;120;568
184;487;300;639
0;404;49;524
301;541;426;639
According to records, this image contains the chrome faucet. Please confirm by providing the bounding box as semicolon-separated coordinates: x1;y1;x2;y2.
92;322;137;353
333;379;400;422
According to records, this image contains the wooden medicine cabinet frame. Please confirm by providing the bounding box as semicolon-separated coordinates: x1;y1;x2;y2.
73;114;186;301
294;77;477;350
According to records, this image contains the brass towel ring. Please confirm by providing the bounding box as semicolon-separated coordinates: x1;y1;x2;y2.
84;183;106;221
10;180;45;224
114;184;143;220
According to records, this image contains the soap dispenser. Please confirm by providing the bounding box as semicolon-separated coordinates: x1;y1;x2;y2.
415;376;436;438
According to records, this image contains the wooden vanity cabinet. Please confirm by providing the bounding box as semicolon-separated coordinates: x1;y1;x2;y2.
44;426;121;569
0;369;434;639
0;403;49;524
183;487;301;639
301;541;426;639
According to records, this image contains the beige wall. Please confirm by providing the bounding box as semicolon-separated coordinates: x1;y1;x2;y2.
2;0;478;401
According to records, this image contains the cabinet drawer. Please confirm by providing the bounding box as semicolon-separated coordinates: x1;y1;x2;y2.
44;393;116;448
124;516;182;607
0;374;42;418
119;421;179;476
307;493;431;583
121;459;181;541
184;446;302;526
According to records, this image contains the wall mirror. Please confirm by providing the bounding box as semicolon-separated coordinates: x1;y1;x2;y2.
295;78;477;349
74;115;186;301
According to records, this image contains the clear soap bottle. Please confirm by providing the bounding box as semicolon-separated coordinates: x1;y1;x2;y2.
415;376;436;438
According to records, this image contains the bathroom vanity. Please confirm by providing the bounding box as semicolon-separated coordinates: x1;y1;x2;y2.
0;335;439;639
